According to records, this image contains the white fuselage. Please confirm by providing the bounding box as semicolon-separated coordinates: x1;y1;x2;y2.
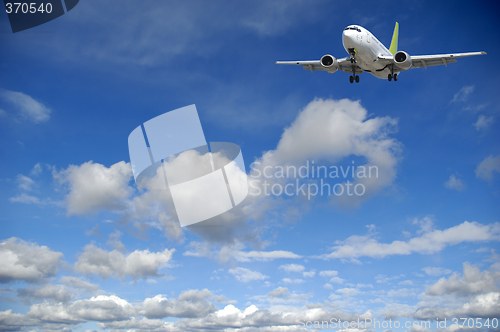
342;25;395;79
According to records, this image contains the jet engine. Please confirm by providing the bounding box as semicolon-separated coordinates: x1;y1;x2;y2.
320;54;339;73
394;51;412;70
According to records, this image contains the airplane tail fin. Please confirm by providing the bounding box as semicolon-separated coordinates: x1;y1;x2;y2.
389;22;399;55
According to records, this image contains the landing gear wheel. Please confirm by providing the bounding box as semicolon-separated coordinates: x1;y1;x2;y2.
349;76;354;83
388;74;392;81
393;74;398;81
355;75;359;83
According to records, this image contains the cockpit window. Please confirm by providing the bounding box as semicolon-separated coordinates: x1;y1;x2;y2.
345;27;361;32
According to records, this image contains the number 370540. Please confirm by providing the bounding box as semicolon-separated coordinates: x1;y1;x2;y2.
5;3;53;14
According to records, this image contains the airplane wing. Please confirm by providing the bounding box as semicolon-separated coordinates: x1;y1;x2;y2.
410;51;486;68
378;51;486;69
276;57;363;74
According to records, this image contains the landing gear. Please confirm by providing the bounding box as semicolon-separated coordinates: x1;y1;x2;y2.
349;75;360;83
350;76;354;83
388;73;398;82
355;75;359;83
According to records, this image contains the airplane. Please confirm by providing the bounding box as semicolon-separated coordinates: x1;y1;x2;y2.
276;22;486;83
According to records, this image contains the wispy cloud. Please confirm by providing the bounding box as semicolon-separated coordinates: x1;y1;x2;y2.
444;174;465;191
0;89;51;123
451;85;474;103
474;115;495;131
476;155;500;181
317;219;500;261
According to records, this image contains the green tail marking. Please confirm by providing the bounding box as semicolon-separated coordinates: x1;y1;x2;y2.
389;22;399;55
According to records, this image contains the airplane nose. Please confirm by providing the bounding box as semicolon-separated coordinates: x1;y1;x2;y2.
343;30;354;47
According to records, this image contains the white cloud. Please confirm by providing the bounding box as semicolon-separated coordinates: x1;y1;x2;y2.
425;262;500;296
17;284;74;303
235;250;303;262
319;270;339;277
30;163;43;176
54;161;133;215
398;280;414;286
261;287;312;304
414;292;500;319
28;295;135;323
0;237;63;283
74;244;174;279
15;174;35;191
303;270;316;278
279;264;305;273
336;288;360;297
267;287;290;298
139;290;217;318
451;85;474;103
474;115;495;131
9;193;42;205
330;277;345;284
476;155;500;181
0;310;39;330
60;276;99;291
444;174;465;191
318;220;500;260
0;89;51;123
173;303;371;331
422;267;453;277
228;267;269;283
250;98;401;206
97;317;174;331
283;278;305;284
183;241;302;263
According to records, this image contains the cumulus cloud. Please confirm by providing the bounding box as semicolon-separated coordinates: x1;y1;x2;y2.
173;303;372;331
283;278;305;284
444;174;465;191
425;262;499;297
74;244;174;279
0;238;63;283
474;115;495;131
336;288;360;297
279;264;305;273
414;292;500;319
139;289;217;318
97;317;176;331
250;98;401;207
28;295;135;323
60;276;99;291
54;161;133;215
17;284;74;303
4;292;374;331
451;85;474;103
330;277;345;284
0;89;51;123
475;155;500;181
317;219;500;261
228;267;269;283
319;270;339;277
422;267;453;277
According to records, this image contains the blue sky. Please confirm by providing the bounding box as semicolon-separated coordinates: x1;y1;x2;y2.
1;1;499;331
